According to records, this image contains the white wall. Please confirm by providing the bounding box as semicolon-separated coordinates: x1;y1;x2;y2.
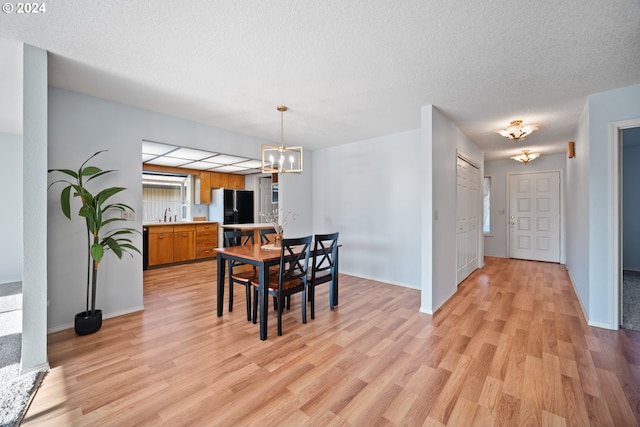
312;129;422;289
622;137;640;270
427;106;484;313
279;152;313;239
567;83;640;329
566;103;590;320
484;153;566;259
22;44;49;373
0;132;23;284
48;87;296;332
0;38;23;135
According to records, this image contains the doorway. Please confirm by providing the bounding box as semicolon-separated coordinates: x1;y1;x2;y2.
508;171;561;262
456;155;480;284
621;126;640;331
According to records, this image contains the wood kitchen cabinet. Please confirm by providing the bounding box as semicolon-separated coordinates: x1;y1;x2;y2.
210;172;227;189
147;222;217;266
199;171;211;204
209;172;244;190
228;174;245;189
148;225;174;266
173;224;196;262
196;223;218;259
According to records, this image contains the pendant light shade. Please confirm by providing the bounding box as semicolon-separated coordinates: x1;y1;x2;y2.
261;106;303;174
510;149;540;165
498;120;539;141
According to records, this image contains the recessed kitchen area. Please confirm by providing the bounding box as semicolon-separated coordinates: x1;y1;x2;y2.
141;140;277;269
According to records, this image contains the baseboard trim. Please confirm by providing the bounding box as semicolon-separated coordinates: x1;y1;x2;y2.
566;268;617;330
339;270;420;290
20;362;50;375
419;306;434;315
588;319;617;330
47;305;145;334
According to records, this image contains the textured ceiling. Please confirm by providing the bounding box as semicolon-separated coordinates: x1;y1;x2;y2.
1;0;639;160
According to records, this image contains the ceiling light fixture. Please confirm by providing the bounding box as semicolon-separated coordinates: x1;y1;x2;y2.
261;106;303;174
498;120;539;141
510;149;540;165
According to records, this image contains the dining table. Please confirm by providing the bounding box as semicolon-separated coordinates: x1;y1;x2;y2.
214;242;339;340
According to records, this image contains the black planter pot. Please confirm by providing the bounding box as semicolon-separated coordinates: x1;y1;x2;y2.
74;310;102;336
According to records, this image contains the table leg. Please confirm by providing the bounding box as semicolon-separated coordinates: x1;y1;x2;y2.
333;247;339;306
260;262;268;340
217;255;225;317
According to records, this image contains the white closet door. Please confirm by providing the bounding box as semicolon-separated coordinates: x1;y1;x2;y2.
456;156;480;284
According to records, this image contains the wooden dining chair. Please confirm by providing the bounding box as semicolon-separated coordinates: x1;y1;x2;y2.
251;235;312;336
307;232;339;319
259;227;277;244
223;229;256;321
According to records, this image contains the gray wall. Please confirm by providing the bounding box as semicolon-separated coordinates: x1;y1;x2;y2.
484;153;566;260
566;83;640;329
428;106;484;312
48;86;314;332
0;132;23;284
22;44;49;373
311;107;484;317
311;129;422;289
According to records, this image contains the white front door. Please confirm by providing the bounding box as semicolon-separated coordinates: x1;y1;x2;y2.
508;171;560;262
456;156;480;284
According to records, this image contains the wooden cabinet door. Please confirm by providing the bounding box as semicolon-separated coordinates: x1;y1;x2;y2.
173;231;195;262
228;174;245;189
199;171;211;204
210;172;229;189
148;232;174;266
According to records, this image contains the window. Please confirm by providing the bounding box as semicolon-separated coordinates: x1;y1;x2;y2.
142;172;192;222
483;176;491;234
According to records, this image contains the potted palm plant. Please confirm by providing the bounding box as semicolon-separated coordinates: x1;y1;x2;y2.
49;150;140;335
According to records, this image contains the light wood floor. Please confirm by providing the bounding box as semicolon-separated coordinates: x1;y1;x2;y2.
23;257;640;426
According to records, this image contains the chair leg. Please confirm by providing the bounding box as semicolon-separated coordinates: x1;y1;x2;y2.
277;294;283;336
228;278;234;312
252;288;258;325
302;288;307;324
309;285;315;319
245;283;252;321
329;279;334;311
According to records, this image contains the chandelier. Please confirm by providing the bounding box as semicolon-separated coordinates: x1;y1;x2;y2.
261;106;303;174
498;120;539;141
510;149;540;165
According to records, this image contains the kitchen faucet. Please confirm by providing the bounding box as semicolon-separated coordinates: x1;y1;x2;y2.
164;207;171;222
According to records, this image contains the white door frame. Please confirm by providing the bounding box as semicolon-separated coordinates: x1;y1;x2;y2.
506;169;565;263
610;117;640;328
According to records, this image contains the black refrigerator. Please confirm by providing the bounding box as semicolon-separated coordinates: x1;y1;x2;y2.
223;189;254;224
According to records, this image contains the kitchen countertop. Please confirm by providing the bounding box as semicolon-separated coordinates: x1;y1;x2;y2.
220;223;274;229
144;220;218;226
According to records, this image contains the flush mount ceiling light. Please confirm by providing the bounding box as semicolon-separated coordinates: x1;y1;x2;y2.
498;120;539;141
510;149;540;165
261;106;303;174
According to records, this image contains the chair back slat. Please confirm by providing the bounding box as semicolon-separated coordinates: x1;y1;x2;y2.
259;227;277;244
279;236;312;288
224;229;254;247
311;232;339;280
